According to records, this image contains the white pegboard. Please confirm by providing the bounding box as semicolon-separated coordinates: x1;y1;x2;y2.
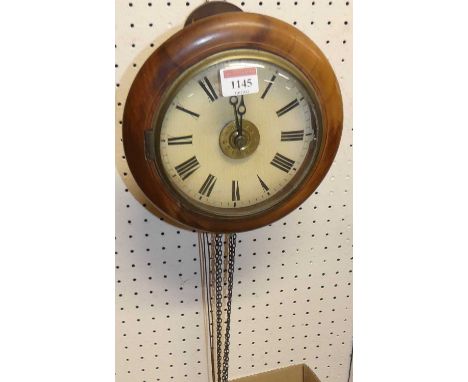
115;1;352;381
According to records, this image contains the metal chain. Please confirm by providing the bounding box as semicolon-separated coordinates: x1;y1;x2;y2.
221;233;236;382
214;234;224;382
200;233;236;382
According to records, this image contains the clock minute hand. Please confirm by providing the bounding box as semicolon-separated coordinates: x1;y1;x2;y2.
229;96;241;134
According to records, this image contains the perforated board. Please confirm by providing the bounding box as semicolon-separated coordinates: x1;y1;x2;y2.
115;1;353;381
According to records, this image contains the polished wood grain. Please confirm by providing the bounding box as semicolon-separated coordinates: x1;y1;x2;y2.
123;12;343;233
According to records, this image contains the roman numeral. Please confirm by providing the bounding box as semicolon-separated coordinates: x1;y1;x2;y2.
271;153;295;173
198;76;218;102
167;135;193;145
175;105;200;118
175;156;200;180
261;74;276;99
257;175;269;193
232;180;240;201
199;174;217;197
281;130;304;141
276;99;300;117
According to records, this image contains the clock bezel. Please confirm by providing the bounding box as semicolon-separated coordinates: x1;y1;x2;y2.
123;12;343;232
152;49;323;219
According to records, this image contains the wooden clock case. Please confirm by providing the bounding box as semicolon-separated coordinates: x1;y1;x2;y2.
123;5;343;233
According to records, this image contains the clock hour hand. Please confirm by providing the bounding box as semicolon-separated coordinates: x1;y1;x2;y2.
237;95;246;136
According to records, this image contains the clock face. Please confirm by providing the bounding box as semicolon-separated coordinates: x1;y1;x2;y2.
154;50;322;217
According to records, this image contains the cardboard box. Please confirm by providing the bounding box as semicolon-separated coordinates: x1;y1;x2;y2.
231;364;321;382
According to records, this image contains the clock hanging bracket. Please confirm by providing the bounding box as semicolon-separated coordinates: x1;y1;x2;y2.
184;1;243;27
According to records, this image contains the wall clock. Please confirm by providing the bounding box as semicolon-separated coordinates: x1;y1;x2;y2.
122;3;345;381
122;2;343;234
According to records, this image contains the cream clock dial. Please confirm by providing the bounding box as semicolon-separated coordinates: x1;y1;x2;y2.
157;52;321;216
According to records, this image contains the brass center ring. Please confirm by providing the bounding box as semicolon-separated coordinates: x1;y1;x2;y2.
219;120;260;159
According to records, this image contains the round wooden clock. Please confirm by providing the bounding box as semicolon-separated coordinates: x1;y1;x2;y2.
123;4;343;233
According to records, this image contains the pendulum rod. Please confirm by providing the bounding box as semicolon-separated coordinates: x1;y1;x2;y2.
198;232;215;382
